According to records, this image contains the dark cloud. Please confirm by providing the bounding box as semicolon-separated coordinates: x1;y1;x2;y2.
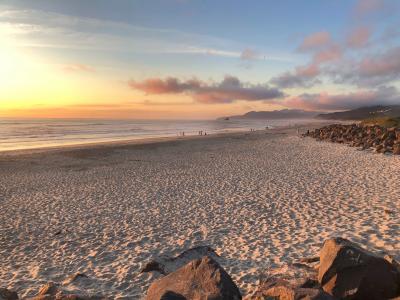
270;63;322;89
281;86;399;111
270;67;321;89
129;77;201;94
129;75;284;104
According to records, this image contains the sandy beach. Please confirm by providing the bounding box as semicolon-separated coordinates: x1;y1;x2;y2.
1;125;399;299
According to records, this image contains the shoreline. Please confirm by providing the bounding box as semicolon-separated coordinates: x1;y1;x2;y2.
0;117;315;155
0;121;332;158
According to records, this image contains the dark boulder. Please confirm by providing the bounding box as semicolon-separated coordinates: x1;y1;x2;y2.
145;256;241;300
0;288;18;300
318;237;400;300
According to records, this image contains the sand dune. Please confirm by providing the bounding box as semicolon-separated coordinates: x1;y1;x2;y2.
0;127;399;298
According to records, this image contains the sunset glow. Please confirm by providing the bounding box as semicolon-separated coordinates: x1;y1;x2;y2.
0;0;399;119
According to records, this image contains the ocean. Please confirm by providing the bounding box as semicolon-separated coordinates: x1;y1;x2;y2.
0;118;314;151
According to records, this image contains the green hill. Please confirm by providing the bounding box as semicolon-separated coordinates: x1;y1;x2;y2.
317;105;400;120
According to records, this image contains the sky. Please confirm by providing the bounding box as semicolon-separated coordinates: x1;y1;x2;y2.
0;0;400;119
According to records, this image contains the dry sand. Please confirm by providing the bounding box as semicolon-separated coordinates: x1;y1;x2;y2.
0;125;399;298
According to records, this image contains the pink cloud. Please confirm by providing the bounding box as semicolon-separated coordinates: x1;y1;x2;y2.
271;44;340;88
330;46;400;86
129;75;284;104
354;0;385;16
298;31;331;51
359;47;400;77
347;26;371;48
272;32;342;88
296;63;320;77
313;44;342;64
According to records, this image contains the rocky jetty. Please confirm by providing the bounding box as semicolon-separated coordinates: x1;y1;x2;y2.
304;124;400;154
1;238;399;299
